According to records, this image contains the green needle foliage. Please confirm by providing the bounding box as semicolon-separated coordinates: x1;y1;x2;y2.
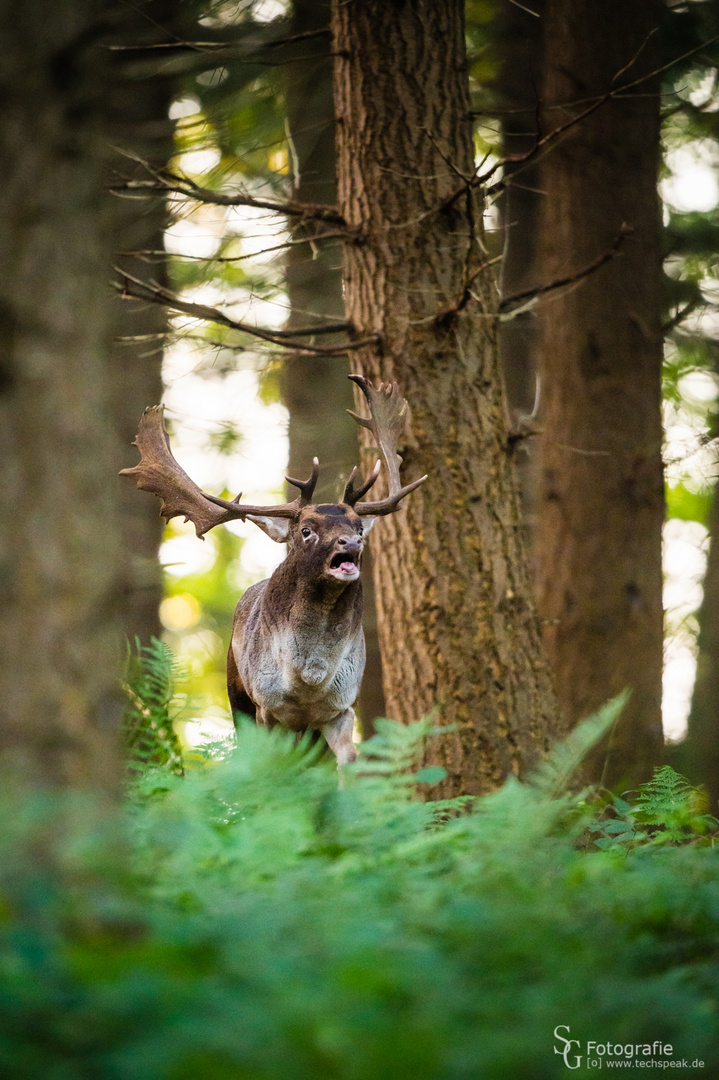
0;704;718;1078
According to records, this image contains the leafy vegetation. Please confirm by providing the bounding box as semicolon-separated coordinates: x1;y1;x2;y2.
587;763;718;852
2;694;718;1078
122;638;185;775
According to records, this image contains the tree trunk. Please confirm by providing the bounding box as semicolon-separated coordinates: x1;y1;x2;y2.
681;478;719;810
535;0;665;788
332;0;560;797
495;0;545;548
281;0;384;729
0;1;123;791
107;3;178;646
496;0;544;420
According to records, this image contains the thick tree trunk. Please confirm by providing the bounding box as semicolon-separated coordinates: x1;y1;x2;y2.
281;0;384;729
107;4;178;646
332;0;560;797
0;1;123;790
536;0;665;788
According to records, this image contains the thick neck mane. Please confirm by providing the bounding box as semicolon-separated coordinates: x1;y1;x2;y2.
263;551;364;622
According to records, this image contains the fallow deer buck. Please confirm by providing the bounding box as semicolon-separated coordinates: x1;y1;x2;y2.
121;376;426;766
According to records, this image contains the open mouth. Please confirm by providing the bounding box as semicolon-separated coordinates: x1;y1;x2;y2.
328;551;360;580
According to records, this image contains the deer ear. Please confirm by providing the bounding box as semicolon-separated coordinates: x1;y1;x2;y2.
246;515;291;543
361;517;377;534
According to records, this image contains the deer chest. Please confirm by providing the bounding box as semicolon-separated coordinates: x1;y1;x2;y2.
237;625;366;730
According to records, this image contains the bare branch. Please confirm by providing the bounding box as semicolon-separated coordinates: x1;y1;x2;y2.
435;256;502;324
610;28;658;87
111;167;346;226
105;40;227;52
122;228;346;265
489;33;719;197
404;34;719;229
265;27;331;48
661;299;701;335
113;268;375;356
498;226;632;314
506;0;540;16
106;28;330;52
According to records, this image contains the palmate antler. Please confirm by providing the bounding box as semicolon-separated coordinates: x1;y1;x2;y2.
120;380;426;535
343;375;427;516
119;406;318;538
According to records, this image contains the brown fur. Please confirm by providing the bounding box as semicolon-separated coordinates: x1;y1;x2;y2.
227;505;372;765
226;645;257;723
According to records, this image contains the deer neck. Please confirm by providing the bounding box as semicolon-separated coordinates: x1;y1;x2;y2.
260;557;363;689
265;556;363;627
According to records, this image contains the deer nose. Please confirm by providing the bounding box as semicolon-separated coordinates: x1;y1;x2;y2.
338;536;362;552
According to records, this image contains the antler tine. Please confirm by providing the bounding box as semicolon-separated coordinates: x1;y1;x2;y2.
286;457;320;506
120;406;305;537
343;459;381;506
346;375;428;516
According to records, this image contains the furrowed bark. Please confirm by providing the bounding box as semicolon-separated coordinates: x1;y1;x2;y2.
332;0;560;797
281;0;384;728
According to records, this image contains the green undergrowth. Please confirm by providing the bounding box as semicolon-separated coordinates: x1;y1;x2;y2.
122;638;185;776
1;701;718;1079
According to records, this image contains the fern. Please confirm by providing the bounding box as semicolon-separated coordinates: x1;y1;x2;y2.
353;714;444;778
528;691;629;800
635;765;693;819
122;637;185;777
633;764;717;843
586;765;719;851
4;709;719;1076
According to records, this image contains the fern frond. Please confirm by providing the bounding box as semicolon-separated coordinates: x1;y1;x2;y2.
635;765;693;821
528;691;629;799
354;715;439;778
122;637;185;777
631;764;718;842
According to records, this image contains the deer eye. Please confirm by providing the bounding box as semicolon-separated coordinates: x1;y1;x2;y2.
357;525;363;535
301;527;312;538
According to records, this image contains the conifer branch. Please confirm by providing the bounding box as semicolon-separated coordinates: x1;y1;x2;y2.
112;268;373;356
406;35;719;230
111;169;346;226
498;226;632;314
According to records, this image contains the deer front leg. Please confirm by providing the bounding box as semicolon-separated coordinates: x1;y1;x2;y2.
322;709;358;767
255;706;279;731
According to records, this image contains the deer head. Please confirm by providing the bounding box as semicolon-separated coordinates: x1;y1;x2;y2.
120;376;427;568
266;502;366;588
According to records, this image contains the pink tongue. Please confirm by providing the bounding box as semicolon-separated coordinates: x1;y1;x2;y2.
339;561;356;573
